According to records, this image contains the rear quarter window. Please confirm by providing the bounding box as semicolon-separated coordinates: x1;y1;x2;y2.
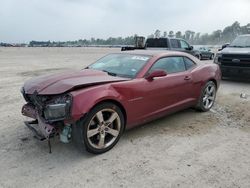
184;57;196;70
150;57;186;74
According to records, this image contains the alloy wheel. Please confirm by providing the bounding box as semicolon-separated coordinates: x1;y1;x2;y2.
203;83;216;109
87;108;121;149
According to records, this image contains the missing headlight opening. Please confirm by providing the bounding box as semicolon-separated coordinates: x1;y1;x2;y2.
21;91;73;153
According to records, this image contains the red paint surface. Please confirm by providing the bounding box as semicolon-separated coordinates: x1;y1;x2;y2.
23;51;221;129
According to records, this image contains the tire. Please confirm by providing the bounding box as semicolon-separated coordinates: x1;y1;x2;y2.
195;81;217;112
210;54;214;60
195;54;201;60
73;102;125;154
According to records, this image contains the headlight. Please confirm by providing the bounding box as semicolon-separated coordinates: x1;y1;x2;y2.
44;95;72;121
214;53;222;65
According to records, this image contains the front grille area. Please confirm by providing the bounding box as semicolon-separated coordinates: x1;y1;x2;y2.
221;54;250;67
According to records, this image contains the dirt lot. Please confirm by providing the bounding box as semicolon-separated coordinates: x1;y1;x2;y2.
0;47;250;188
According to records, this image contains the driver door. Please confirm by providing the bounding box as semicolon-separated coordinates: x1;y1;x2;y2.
127;56;194;123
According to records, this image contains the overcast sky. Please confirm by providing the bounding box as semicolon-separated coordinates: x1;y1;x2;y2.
1;0;250;43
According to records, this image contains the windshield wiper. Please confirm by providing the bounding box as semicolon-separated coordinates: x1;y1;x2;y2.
102;70;117;76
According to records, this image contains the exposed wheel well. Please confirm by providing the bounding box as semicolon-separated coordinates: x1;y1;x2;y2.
94;99;127;130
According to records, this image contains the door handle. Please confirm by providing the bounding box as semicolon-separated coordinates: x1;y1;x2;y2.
184;76;191;80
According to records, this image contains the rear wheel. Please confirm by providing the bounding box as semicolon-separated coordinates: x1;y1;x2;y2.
195;54;201;60
210;54;214;60
196;81;216;112
73;102;124;154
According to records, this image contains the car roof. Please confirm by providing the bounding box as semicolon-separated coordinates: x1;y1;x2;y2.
146;37;186;40
120;50;201;65
121;49;191;57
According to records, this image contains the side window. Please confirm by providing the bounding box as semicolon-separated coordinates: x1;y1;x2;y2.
184;57;196;70
150;57;186;74
180;40;189;49
170;39;179;48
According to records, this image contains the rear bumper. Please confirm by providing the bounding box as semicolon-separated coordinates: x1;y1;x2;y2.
220;65;250;78
22;103;56;139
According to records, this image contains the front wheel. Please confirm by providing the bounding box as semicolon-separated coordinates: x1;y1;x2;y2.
73;102;125;154
196;81;217;112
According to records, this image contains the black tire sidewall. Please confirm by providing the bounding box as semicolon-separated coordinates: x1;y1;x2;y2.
196;54;201;60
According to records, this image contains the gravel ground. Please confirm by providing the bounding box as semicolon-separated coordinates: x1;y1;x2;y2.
0;47;249;188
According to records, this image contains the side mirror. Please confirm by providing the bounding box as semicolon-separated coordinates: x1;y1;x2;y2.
220;43;230;50
186;46;193;50
146;70;167;81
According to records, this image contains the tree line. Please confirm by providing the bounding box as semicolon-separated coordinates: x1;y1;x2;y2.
28;36;135;47
28;21;250;47
152;21;250;45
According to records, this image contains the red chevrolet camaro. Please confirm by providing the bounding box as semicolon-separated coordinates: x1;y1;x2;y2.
21;50;221;154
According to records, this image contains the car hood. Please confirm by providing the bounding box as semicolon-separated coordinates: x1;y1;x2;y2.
222;47;250;54
23;69;130;95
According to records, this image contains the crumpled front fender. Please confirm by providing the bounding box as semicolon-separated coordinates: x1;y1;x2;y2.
70;85;125;121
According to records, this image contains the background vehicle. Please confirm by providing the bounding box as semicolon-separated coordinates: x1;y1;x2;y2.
218;43;230;51
193;46;214;60
121;36;146;51
21;51;221;154
122;37;200;59
214;34;250;79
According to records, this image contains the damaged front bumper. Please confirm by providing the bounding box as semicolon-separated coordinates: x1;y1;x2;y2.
22;103;56;140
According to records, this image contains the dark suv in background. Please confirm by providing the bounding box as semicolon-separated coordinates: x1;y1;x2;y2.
146;38;200;58
214;34;250;79
122;37;200;59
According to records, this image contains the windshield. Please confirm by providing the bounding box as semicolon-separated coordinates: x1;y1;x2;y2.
230;35;250;47
88;54;151;78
